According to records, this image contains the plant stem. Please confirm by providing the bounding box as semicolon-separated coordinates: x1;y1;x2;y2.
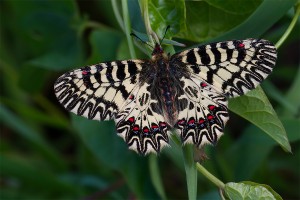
121;0;136;58
111;0;125;32
139;0;158;46
275;2;300;49
83;21;110;30
196;162;225;189
149;155;167;200
183;145;197;200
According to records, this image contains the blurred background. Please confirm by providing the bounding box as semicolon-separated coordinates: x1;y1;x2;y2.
0;0;299;199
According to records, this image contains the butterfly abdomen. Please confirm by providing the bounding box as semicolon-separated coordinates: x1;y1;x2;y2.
153;57;178;125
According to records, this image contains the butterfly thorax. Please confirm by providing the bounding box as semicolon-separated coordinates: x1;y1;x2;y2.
140;44;179;126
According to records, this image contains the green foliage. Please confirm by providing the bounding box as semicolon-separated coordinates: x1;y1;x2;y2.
224;182;283;200
1;0;299;199
148;0;185;37
229;87;291;153
178;0;262;41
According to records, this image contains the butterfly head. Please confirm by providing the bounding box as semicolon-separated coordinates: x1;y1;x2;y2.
152;43;164;56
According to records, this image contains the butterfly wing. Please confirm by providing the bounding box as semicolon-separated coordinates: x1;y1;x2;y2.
54;60;143;120
171;39;277;147
55;39;277;153
115;82;170;155
54;60;169;154
174;76;229;147
172;39;277;97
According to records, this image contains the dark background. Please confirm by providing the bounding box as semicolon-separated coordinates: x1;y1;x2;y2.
0;0;299;199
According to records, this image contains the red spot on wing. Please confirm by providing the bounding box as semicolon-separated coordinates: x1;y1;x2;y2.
151;124;159;129
178;119;186;125
127;117;135;123
82;70;88;75
207;115;214;120
129;95;134;100
209;105;216;110
199;118;205;123
159;122;167;127
143;127;150;133
188;119;195;124
201;82;208;87
238;43;245;48
133;125;139;131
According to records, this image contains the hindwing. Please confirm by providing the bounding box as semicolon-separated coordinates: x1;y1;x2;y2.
175;76;229;147
115;82;170;155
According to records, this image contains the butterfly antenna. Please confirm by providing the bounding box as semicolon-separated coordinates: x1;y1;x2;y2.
160;25;170;45
130;33;154;49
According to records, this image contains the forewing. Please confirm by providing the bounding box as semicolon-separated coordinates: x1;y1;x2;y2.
172;39;277;98
175;76;229;147
54;60;143;120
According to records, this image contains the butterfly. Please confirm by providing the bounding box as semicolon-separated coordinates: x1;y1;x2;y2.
54;38;277;155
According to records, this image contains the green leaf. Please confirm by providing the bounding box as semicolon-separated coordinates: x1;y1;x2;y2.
72;115;160;199
224;181;283;200
88;29;123;63
117;38;141;60
27;29;84;71
71;115;134;170
225;125;275;180
148;0;186;38
198;190;221;200
0;154;82;196
229;87;291;153
3;98;69;129
18;65;49;93
282;118;300;142
204;0;262;15
262;80;296;116
225;118;299;180
128;0;146;33
119;156;159;200
149;155;167;200
281;67;300;118
177;1;261;41
163;135;185;171
0;104;67;171
211;0;298;41
1;0;82;67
